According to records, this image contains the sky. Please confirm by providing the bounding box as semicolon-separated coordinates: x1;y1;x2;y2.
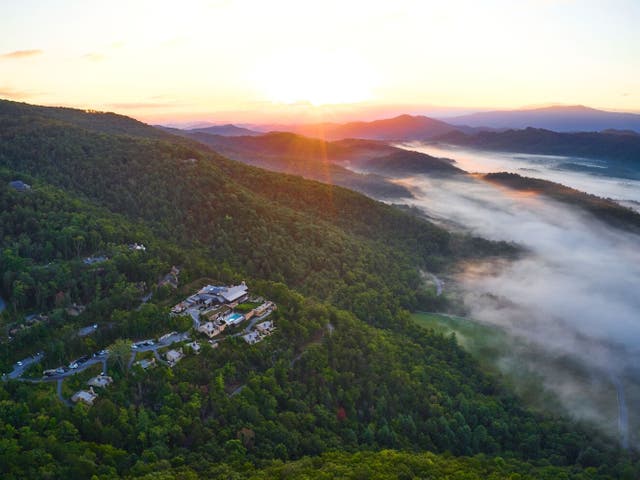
1;0;639;124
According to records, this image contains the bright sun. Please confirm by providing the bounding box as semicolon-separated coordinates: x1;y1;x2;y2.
257;50;376;106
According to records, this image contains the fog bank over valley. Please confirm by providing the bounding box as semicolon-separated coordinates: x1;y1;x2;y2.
392;147;640;447
399;143;640;212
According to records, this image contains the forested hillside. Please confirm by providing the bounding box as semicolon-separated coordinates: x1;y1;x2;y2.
0;100;507;325
0;100;637;479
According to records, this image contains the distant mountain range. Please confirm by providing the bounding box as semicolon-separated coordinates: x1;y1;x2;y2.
189;124;261;136
445;105;640;133
159;124;261;137
167;130;462;198
164;106;640;144
438;127;640;179
228;114;463;141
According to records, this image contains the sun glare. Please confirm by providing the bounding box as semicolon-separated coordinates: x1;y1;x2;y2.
256;51;377;106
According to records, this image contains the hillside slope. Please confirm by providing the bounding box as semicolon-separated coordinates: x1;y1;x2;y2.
268;114;460;141
170;130;462;194
0;100;504;323
0;100;635;479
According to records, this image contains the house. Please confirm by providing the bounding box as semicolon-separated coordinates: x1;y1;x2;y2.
187;341;201;354
78;324;98;337
71;388;98;405
25;313;48;326
128;243;146;251
66;303;86;316
136;358;156;369
254;301;275;317
198;321;226;338
242;331;262;345
220;283;249;304
159;266;180;289
87;375;113;388
83;255;108;265
198;285;226;295
256;321;275;334
9;180;31;192
165;348;184;366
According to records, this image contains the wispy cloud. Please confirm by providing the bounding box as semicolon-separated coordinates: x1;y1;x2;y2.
106;101;187;109
0;86;38;99
0;49;43;59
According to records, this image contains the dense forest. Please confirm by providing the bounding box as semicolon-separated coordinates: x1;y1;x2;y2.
0;100;637;479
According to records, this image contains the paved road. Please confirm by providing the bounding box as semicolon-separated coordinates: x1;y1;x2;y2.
78;324;98;337
6;310;263;384
56;379;72;407
8;331;188;383
5;352;44;380
40;354;108;382
133;332;190;352
128;333;189;367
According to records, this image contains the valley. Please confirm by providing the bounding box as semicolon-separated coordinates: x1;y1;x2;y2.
3;2;640;478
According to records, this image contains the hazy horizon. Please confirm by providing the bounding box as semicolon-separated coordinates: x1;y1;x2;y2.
2;0;639;124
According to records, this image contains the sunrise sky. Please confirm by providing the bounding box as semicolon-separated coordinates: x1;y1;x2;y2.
1;0;639;124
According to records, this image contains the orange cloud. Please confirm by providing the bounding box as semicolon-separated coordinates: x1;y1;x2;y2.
0;87;35;99
0;49;43;59
106;102;187;109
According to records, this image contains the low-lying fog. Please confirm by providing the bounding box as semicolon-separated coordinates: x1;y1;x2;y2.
393;145;640;448
399;142;640;212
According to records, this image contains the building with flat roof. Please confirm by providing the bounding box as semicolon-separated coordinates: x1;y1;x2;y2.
87;375;113;388
220;283;248;303
71;388;98;405
165;348;184;366
243;331;261;345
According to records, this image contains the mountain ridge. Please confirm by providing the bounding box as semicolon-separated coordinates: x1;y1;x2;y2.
445;105;640;132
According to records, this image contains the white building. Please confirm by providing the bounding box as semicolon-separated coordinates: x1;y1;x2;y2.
242;331;262;345
87;375;113;388
71;388;98;405
165;348;184;366
256;321;275;334
198;321;226;338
